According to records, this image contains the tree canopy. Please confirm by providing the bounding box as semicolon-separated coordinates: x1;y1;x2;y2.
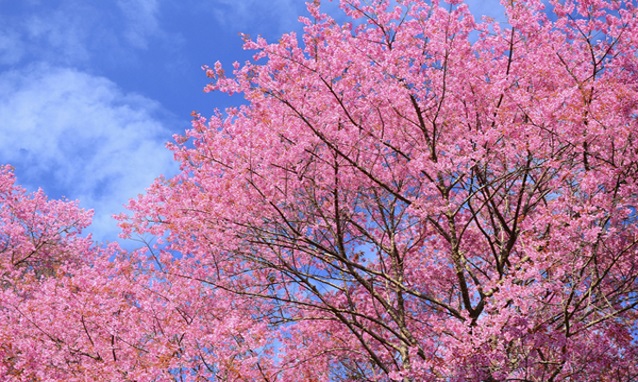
3;0;638;381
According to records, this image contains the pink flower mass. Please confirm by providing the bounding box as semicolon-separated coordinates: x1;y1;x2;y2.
2;0;638;380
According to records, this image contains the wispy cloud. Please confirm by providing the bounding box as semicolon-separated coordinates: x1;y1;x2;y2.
0;0;166;69
117;0;161;49
6;2;98;66
207;0;308;37
0;28;25;66
0;64;177;243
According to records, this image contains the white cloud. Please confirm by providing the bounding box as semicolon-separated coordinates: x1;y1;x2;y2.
0;64;177;243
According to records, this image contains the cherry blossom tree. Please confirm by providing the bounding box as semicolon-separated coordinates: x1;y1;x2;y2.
0;163;278;381
0;0;630;381
0;166;198;381
0;166;127;380
121;0;638;380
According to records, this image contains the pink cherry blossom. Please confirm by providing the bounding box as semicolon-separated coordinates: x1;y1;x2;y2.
3;0;638;380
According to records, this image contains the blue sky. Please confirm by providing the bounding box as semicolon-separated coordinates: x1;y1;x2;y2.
0;0;504;244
